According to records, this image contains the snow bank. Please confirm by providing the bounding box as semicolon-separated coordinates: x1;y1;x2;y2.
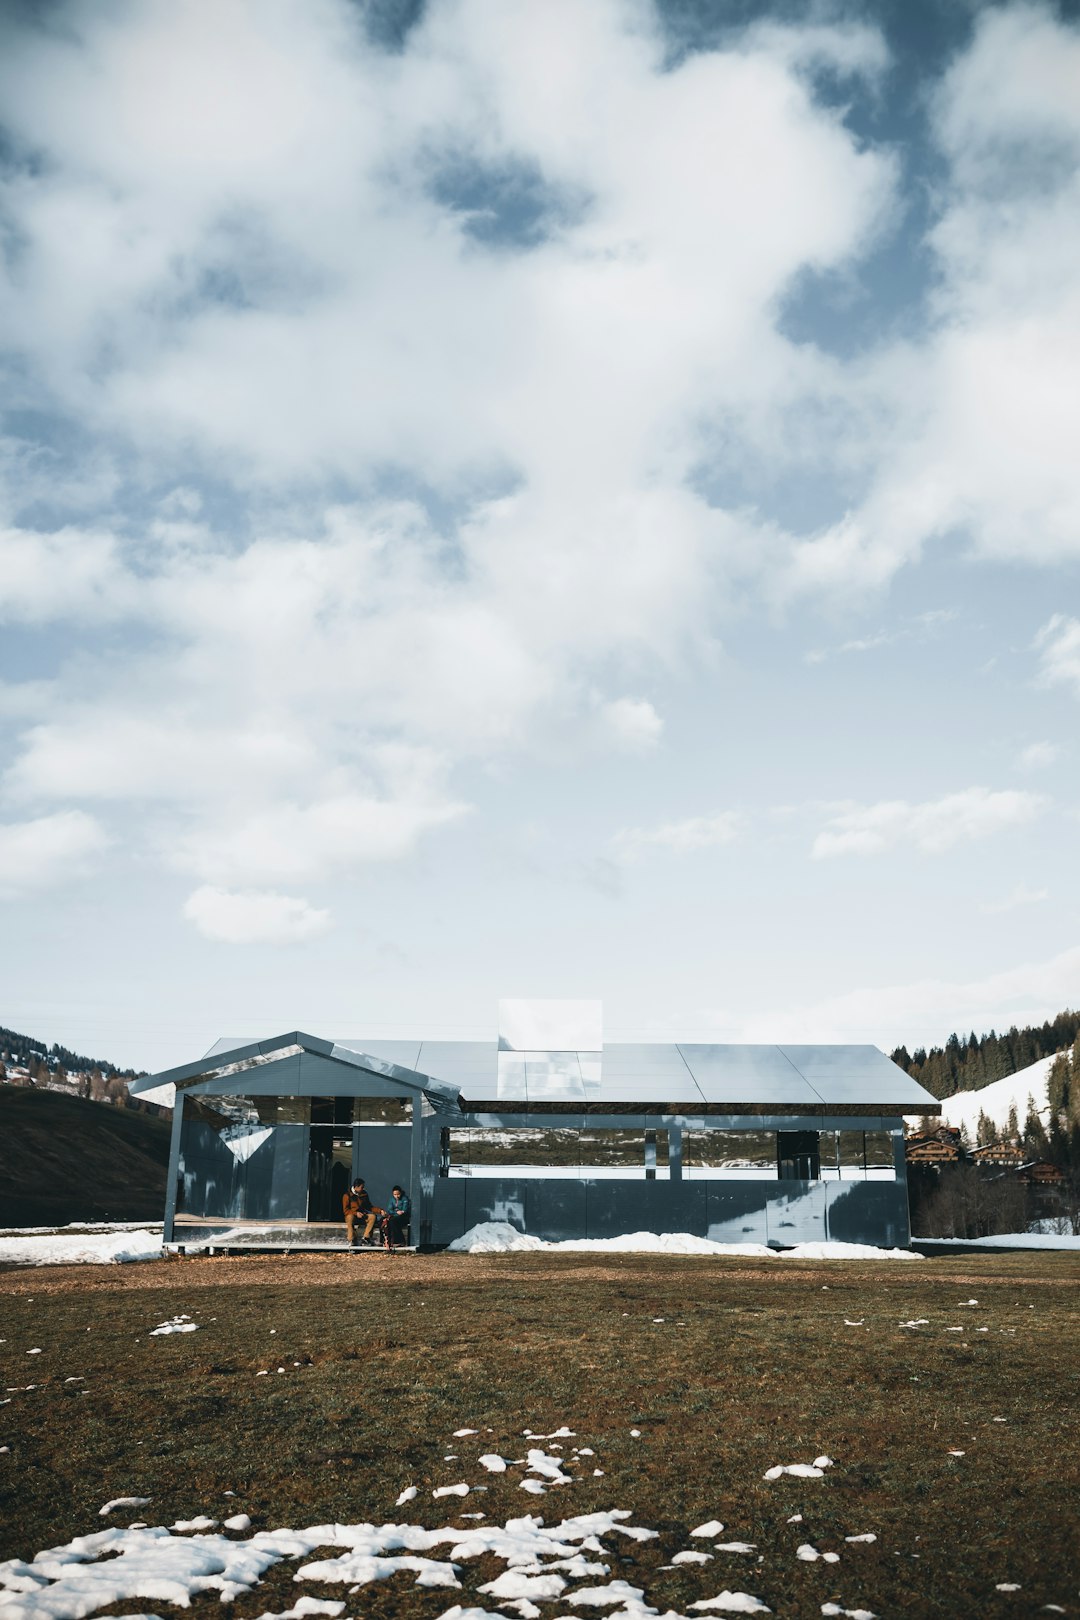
780;1242;916;1261
447;1224;772;1257
447;1223;917;1259
448;1222;546;1253
0;1228;163;1267
919;1232;1080;1251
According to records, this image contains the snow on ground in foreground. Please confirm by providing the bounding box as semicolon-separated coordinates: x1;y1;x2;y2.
0;1228;163;1267
937;1053;1056;1140
919;1232;1080;1251
1;1419;1053;1616
0;1508;678;1620
448;1223;918;1259
0;1490;888;1620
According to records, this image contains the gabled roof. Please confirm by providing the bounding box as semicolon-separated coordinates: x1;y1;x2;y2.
129;1031;463;1113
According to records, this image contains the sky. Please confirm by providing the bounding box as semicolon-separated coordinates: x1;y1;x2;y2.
1;0;1079;1073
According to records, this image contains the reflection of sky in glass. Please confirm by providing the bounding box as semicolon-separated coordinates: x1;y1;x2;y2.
498;999;602;1052
525;1052;586;1099
495;1053;528;1101
221;1122;273;1162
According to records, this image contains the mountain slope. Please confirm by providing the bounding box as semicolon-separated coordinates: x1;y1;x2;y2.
0;1090;171;1228
936;1053;1056;1142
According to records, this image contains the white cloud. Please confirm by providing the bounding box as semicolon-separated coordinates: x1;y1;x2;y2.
1;0;1076;962
598;697;664;752
0;810;109;893
812;787;1046;858
738;943;1080;1049
0;0;892;498
1034;614;1080;699
786;5;1080;598
0;527;129;624
0;1;900;913
181;885;330;945
613;810;742;862
175;787;468;887
1017;739;1060;771
980;883;1048;916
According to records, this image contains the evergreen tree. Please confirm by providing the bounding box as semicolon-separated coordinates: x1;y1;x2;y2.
1022;1095;1048;1156
1048;1053;1070;1119
890;1009;1080;1098
1007;1100;1020;1142
1048;1112;1068;1169
976;1109;994;1147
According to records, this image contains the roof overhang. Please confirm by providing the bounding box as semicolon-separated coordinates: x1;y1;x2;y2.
129;1031;463;1114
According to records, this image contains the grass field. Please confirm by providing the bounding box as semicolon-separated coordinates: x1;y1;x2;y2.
1;1250;1077;1618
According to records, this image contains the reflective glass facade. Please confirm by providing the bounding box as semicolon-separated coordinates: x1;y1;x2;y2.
137;1029;932;1250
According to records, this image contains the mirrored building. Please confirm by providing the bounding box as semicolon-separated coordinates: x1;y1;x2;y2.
131;1004;940;1250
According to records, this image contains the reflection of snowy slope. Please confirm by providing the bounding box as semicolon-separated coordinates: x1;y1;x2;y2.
937;1053;1058;1139
221;1123;274;1162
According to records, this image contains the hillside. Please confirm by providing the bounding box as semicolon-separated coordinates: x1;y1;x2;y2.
891;1008;1080;1098
0;1090;172;1228
936;1053;1055;1142
0;1021;138;1080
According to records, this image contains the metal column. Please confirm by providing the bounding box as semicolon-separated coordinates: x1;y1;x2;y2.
162;1092;185;1244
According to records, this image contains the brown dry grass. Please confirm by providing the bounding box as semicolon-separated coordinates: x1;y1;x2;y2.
1;1249;1078;1619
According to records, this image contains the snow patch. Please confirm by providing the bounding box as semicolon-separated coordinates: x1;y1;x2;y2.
447;1224;916;1258
566;1580;646;1606
479;1570;566;1601
526;1450;572;1484
779;1243;915;1261
763;1457;832;1481
0;1229;163;1267
149;1317;197;1337
919;1233;1080;1251
252;1602;344;1620
690;1593;771;1614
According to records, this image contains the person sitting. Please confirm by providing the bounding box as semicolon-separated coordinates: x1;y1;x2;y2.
385;1184;411;1248
342;1177;382;1246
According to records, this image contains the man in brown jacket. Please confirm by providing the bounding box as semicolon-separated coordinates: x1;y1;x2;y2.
342;1177;382;1246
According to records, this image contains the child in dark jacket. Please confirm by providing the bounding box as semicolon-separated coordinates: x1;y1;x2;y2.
385;1185;411;1248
